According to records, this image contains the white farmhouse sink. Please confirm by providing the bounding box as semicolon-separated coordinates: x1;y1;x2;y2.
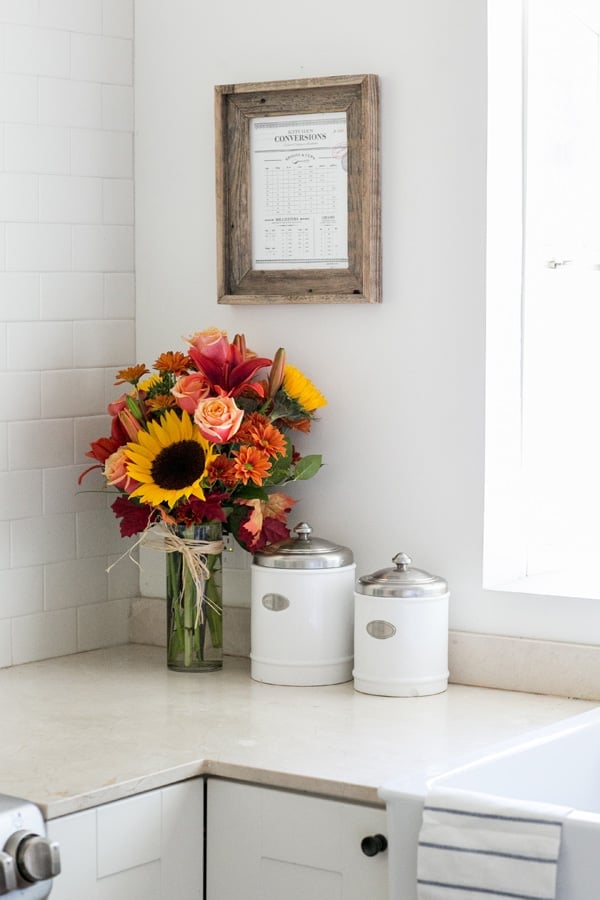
379;706;600;900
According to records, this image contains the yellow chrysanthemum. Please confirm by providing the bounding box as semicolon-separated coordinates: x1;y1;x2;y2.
138;373;161;393
124;410;216;508
282;365;327;412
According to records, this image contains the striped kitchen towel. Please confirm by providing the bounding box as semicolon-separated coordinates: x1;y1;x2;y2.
416;786;571;900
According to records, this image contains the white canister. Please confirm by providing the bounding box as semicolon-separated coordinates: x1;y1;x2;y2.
251;522;355;686
353;552;449;697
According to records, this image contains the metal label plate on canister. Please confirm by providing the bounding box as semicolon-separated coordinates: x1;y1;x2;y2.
366;620;396;639
261;593;290;612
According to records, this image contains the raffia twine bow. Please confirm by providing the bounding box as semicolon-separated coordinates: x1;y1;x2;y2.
107;522;225;627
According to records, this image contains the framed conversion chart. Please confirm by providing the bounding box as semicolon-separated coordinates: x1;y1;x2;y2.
215;74;381;304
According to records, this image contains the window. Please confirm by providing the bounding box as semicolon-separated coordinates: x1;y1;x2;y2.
484;0;600;598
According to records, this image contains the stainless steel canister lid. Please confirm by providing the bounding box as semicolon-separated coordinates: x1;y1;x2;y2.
356;552;448;598
253;522;354;570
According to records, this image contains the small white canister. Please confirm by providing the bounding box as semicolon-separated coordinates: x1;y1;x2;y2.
353;552;449;697
251;522;355;686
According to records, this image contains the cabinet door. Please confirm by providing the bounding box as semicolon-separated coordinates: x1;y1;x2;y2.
48;779;203;900
206;779;388;900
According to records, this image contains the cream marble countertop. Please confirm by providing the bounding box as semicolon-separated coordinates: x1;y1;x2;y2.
1;645;595;820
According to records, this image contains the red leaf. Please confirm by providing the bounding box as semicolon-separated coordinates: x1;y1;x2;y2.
111;496;151;537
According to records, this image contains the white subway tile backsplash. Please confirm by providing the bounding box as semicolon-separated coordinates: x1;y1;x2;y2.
0;0;39;25
71;33;132;85
77;596;129;651
102;84;133;131
0;470;43;520
39;78;102;129
103;179;134;225
4;25;70;78
74;414;110;461
42;368;106;418
72;224;133;272
0;273;40;321
39;0;102;34
5;124;70;174
0;522;9;570
0;423;7;470
0;621;10;668
7;321;73;370
0;371;41;421
102;0;133;39
108;552;139;600
0;174;38;222
40;175;103;224
8;419;74;470
44;464;107;514
71;129;132;178
0;566;44;618
1;5;136;668
11;513;76;567
11;607;77;664
45;556;108;609
76;507;125;558
74;319;134;368
0;74;38;124
6;224;71;272
41;272;104;319
103;272;134;318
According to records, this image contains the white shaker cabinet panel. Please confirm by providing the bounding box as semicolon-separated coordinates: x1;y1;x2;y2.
206;779;388;900
47;779;203;900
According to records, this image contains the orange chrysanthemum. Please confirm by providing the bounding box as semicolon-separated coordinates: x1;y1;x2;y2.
250;422;287;459
235;412;270;443
207;454;237;487
279;416;312;433
153;351;191;375
232;446;272;486
115;364;149;386
145;394;178;412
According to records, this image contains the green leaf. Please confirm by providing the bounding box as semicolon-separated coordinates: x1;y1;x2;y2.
264;438;293;485
234;484;269;501
293;454;322;481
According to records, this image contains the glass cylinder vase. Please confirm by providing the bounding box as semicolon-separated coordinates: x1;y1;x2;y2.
166;521;223;672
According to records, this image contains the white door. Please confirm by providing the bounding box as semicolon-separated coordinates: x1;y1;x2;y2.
206;779;388;900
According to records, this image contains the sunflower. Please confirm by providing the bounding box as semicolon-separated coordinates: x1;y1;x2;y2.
124;410;216;508
282;365;327;412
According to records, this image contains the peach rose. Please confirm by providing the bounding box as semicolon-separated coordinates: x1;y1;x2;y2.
171;373;212;413
194;396;243;443
104;447;139;493
186;327;229;364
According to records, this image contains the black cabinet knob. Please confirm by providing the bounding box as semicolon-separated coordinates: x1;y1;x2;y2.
360;833;388;857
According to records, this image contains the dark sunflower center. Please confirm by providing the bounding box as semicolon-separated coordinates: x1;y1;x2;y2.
151;440;206;490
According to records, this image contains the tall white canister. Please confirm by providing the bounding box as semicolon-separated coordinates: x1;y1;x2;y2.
353;552;449;697
251;522;355;686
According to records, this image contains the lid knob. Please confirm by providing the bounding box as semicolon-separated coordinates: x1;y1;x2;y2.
294;522;313;542
392;552;412;571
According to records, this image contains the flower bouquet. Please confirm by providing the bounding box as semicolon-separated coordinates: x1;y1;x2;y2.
79;327;326;671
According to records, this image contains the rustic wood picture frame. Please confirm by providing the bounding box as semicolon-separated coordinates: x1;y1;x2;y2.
215;74;381;305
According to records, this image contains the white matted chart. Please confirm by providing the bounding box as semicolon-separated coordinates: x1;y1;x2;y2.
250;112;349;270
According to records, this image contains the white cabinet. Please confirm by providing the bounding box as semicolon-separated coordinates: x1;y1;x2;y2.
47;779;203;900
206;779;388;900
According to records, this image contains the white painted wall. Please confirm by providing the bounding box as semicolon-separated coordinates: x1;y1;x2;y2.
135;0;600;645
0;0;136;666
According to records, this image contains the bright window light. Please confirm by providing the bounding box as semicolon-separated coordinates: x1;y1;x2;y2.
484;0;600;598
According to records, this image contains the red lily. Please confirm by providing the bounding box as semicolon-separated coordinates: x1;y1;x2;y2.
188;336;271;398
